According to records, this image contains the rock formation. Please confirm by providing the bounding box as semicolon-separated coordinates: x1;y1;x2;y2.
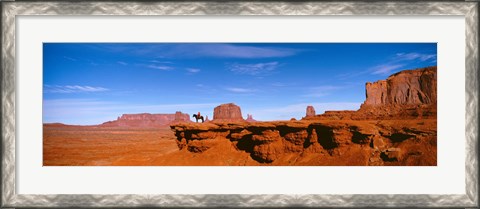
213;103;244;122
246;114;256;122
306;106;316;117
170;119;436;165
101;112;190;127
312;66;437;120
364;80;387;105
363;66;437;106
169;66;438;166
174;111;190;122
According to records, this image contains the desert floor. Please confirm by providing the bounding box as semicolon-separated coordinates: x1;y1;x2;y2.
43;125;261;166
44;126;176;166
44;119;436;166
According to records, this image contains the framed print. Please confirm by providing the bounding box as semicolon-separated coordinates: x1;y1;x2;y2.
1;1;478;208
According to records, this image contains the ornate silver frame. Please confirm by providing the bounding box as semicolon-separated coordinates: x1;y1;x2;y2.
1;1;478;208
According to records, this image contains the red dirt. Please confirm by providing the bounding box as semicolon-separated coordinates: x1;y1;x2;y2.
43;126;179;166
43;125;261;166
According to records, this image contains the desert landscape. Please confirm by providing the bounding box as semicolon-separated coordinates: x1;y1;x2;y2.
44;66;437;166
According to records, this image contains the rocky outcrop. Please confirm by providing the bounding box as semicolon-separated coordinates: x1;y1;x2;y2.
363;66;437;106
246;114;256;122
311;66;437;120
170;119;436;165
168;66;438;166
213;103;244;122
364;80;387;105
101;112;190;127
306;106;316;117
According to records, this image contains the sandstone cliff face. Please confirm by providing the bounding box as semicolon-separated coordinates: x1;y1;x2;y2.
364;66;437;106
102;112;190;127
306;106;316;117
171;120;436;165
365;80;387;105
213;103;244;121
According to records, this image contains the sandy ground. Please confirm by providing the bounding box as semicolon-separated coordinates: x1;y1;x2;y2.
43;126;180;166
43;125;260;166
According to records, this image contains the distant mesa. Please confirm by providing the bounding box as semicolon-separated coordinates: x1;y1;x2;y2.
306;105;316;117
213;103;244;122
101;112;190;127
44;122;68;127
246;114;256;122
205;115;210;122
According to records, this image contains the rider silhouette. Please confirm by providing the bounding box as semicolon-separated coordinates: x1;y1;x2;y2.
197;111;201;118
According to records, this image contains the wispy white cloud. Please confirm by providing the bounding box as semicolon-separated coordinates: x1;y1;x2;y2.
371;64;405;75
146;64;174;71
194;84;219;94
271;82;288;87
44;85;109;93
302;85;344;98
186;68;201;74
150;60;173;64
229;62;280;75
92;44;302;59
117;61;128;66
166;44;301;59
337;51;437;78
225;87;257;93
63;56;77;61
43;99;114;107
338;51;437;78
371;52;436;75
396;52;436;62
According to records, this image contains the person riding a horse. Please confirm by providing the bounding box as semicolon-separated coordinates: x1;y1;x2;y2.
193;112;204;123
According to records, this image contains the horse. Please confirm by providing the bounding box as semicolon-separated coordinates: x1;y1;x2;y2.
192;114;204;123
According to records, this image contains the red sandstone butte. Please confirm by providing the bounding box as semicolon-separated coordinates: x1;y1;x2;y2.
213;103;244;122
306;105;316;117
363;66;437;106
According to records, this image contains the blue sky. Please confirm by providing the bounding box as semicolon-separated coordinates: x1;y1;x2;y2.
43;43;437;125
